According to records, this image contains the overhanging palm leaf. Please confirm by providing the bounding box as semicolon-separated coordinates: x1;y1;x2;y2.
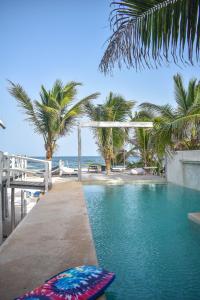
100;0;200;73
139;103;176;119
170;113;200;129
139;74;200;151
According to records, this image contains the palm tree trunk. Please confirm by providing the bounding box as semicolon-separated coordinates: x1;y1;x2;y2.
45;145;53;160
105;158;111;175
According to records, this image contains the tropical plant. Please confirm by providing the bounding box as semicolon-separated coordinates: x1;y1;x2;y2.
100;0;200;73
112;148;135;165
140;73;200;151
129;111;159;168
84;92;135;174
8;80;99;159
132;127;154;167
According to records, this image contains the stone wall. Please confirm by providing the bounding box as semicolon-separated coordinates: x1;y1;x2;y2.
166;150;200;190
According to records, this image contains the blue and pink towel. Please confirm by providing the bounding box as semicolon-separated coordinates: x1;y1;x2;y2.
15;265;115;300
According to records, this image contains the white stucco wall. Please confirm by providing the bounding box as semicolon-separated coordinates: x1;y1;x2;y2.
166;150;200;190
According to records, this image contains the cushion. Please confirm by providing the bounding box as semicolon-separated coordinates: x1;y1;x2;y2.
15;265;115;300
130;168;145;175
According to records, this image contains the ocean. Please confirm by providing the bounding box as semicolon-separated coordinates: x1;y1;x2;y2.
30;156;139;170
30;156;104;170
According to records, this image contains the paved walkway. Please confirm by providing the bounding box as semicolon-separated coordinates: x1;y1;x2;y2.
0;182;104;300
49;172;166;184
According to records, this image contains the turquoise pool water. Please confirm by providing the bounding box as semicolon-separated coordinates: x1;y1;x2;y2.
84;184;200;300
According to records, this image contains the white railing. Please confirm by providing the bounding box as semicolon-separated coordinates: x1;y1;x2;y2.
0;152;52;192
0;152;52;244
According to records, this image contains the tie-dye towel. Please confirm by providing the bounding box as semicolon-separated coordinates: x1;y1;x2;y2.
15;265;115;300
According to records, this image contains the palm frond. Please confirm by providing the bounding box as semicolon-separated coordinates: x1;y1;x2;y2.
60;81;82;108
173;74;188;114
139;74;200;153
8;80;44;134
40;86;50;105
170;113;200;129
67;93;100;117
100;0;200;73
35;101;58;118
186;78;197;109
8;80;34;116
59;93;100;135
133;110;155;120
139;102;176;119
104;93;134;121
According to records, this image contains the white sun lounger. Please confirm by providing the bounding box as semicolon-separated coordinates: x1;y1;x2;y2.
130;168;146;175
60;166;78;176
111;165;126;172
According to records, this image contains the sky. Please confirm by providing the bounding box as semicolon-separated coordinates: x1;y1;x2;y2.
1;0;200;157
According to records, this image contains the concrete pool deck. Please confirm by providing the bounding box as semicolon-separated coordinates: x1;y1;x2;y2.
54;172;166;184
0;182;105;300
81;172;166;184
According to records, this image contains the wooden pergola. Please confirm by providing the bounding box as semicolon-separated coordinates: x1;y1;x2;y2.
77;121;153;181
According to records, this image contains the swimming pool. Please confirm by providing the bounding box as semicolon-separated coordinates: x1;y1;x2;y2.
84;184;200;300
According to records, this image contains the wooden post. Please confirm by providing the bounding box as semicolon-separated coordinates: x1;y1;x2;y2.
22;158;24;180
24;191;27;216
48;160;52;184
24;158;27;181
44;162;49;192
6;155;11;187
59;160;64;176
44;161;51;192
1;186;5;221
4;185;9;218
11;188;15;231
78;126;82;181
21;190;24;219
1;186;8;221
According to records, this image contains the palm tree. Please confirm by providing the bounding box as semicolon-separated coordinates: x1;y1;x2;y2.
100;0;200;73
84;92;135;174
130;111;157;167
9;80;99;159
140;73;200;151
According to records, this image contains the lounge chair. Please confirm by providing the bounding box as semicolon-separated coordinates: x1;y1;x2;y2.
59;166;78;176
130;168;146;175
111;165;126;172
59;160;78;176
88;165;101;173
